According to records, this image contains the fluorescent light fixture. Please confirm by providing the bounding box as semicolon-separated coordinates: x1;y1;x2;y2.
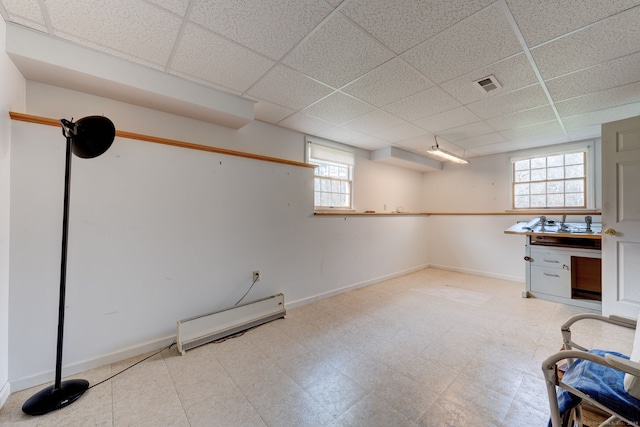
427;145;469;164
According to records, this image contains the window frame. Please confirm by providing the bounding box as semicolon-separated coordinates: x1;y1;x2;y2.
508;141;595;211
306;136;355;212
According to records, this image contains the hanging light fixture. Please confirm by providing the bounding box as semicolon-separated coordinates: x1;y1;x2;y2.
427;136;469;164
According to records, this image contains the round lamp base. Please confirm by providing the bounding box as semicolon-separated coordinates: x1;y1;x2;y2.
22;379;89;416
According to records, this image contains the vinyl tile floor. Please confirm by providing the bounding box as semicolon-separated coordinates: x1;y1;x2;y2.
1;268;635;426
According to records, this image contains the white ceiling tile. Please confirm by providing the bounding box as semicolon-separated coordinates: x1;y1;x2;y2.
252;99;295;124
341;0;494;54
189;0;333;60
437;121;495;142
467;141;519;156
394;134;435;150
562;102;640;130
383;87;462;122
341;58;434;107
146;0;190;16
278;112;334;134
499;120;566;143
246;65;334;110
46;0;181;66
555;82;640;118
413;107;481;133
375;123;427;143
303;92;375;124
486;105;557;131
402;4;523;83
341;109;405;135
567;125;601;141
324;0;344;6
531;6;640;79
171;23;275;92
440;53;538;104
455;132;507;149
317;126;367;143
282;13;395;88
349;135;390;150
1;0;45;25
3;15;48;33
512;135;570;150
546;52;640;102
506;0;640;47
466;84;549;119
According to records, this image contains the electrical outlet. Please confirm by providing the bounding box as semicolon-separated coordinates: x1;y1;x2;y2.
253;270;260;282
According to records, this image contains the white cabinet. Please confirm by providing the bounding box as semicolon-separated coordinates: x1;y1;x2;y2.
525;241;601;310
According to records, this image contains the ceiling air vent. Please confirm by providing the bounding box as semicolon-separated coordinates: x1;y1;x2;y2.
473;75;502;94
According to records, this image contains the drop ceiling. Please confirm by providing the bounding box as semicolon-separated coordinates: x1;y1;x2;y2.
2;0;640;162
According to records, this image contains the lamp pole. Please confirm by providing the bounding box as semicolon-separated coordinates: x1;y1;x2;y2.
22;117;114;416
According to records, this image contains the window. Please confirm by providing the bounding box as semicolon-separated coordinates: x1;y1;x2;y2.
307;138;354;210
511;147;591;209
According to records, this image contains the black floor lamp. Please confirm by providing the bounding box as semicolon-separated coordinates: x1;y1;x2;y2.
22;116;116;416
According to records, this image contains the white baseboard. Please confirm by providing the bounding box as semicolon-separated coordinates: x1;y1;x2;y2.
9;335;175;393
287;264;429;309
427;263;525;283
0;381;10;410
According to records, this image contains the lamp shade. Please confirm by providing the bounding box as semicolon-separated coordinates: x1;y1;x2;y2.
71;116;115;159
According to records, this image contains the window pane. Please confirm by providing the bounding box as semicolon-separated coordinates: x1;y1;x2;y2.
319;193;331;206
514;183;529;195
547;155;564;167
566;193;584;207
531;157;546;169
547;166;564;180
547;181;564;194
565;179;584;193
548;194;564;207
531;195;546;207
531;169;546;181
514;195;529;208
565;152;583;165
514;159;530;171
531;182;546;194
514;170;530;182
565;164;584;178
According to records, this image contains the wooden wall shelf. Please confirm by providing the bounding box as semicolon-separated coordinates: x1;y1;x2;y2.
9;112;315;169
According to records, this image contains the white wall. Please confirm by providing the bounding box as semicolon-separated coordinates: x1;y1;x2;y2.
0;17;27;407
421;145;602;281
8;83;427;391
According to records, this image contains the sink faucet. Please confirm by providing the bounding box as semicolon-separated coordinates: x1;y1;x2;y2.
585;215;592;233
539;215;546;231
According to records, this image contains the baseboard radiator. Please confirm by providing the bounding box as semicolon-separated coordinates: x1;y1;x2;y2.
176;293;286;355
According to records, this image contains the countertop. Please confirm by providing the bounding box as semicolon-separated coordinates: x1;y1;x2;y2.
504;221;602;239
